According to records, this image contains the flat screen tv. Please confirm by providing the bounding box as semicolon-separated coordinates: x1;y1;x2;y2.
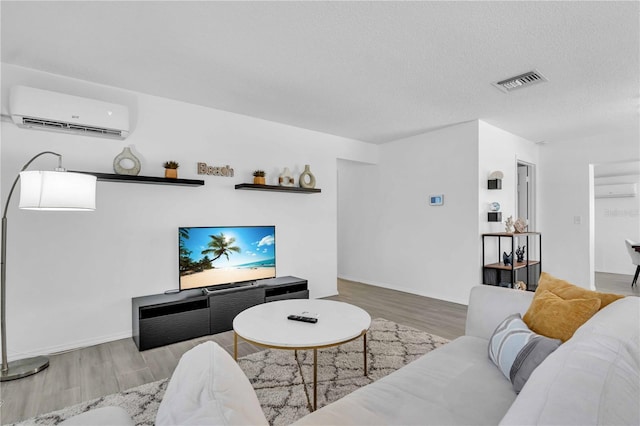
179;225;276;291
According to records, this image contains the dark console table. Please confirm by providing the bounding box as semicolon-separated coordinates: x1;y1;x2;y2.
132;276;308;350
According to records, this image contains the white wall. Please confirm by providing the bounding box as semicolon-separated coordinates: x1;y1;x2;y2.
538;129;640;288
338;121;481;305
594;171;640;274
0;63;377;360
338;120;539;305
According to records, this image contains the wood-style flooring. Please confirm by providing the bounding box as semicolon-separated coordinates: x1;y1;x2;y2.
0;278;467;424
1;273;634;424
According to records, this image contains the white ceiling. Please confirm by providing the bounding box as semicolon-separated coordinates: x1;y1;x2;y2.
2;1;638;144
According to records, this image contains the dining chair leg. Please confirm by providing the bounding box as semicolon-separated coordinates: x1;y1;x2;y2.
633;265;640;287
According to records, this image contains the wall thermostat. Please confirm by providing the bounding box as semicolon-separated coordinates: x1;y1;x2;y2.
429;195;444;206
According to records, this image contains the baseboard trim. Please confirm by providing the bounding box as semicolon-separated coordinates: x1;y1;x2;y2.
338;275;468;306
8;330;133;361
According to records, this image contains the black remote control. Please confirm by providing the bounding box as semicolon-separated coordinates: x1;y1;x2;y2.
287;315;318;323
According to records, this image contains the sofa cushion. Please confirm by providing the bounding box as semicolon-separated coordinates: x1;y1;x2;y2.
488;313;561;393
534;272;624;310
294;336;517;425
156;341;268;426
500;297;640;426
523;289;600;342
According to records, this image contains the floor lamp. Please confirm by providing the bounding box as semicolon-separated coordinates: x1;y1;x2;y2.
1;151;96;381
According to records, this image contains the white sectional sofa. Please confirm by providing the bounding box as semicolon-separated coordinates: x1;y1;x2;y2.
294;285;640;425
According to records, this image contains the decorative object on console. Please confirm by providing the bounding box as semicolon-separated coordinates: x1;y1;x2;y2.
516;246;526;263
514;217;528;233
278;167;295;187
1;151;96;381
113;146;141;176
504;215;515;233
253;170;266;185
299;164;316;189
503;251;513;266
514;281;527;291
163;161;179;179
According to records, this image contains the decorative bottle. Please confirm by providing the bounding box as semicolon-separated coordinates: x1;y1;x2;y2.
279;167;294;187
299;165;316;189
113;146;141;176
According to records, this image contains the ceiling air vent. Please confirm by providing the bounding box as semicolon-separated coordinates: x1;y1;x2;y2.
492;70;547;93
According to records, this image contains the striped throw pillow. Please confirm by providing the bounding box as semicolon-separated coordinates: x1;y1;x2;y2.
488;313;561;393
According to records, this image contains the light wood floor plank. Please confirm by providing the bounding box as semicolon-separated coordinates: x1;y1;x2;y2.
115;368;156;391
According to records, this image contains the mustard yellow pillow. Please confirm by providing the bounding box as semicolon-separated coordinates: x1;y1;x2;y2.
523;290;601;342
537;272;624;310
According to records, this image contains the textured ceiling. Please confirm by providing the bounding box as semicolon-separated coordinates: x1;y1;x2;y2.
1;1;638;144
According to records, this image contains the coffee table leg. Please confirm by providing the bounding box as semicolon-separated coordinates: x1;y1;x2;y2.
313;348;318;411
234;332;238;361
363;332;368;376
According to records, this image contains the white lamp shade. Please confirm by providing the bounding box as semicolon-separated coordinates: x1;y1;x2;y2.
18;171;96;211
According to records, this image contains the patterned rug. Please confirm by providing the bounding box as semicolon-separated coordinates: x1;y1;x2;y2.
13;318;449;426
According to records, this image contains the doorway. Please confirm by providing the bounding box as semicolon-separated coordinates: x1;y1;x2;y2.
517;161;535;231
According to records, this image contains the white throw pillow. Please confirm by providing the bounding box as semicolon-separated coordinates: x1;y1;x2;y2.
156;341;268;425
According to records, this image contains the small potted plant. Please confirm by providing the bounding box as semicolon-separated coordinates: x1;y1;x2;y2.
163;161;179;179
253;170;266;185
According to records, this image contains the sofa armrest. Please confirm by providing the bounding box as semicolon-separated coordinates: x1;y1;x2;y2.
465;285;534;340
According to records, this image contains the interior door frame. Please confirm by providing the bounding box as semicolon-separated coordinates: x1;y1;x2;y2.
516;159;536;232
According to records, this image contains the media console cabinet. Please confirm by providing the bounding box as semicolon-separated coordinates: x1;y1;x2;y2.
132;276;308;350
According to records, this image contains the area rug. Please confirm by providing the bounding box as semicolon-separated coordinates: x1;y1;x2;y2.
13;318;449;426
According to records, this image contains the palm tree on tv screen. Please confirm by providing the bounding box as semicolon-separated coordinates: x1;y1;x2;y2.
179;228;192;273
201;233;241;266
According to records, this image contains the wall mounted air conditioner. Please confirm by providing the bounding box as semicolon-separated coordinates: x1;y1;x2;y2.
10;85;130;140
594;183;637;198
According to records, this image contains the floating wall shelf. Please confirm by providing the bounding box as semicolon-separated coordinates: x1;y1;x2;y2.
488;179;502;190
235;183;321;194
71;171;205;187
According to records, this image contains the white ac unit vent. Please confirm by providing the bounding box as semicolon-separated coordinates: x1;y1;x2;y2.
10;86;130;140
594;183;637;198
492;70;548;93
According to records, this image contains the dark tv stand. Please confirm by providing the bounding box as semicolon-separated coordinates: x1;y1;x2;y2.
132;276;308;350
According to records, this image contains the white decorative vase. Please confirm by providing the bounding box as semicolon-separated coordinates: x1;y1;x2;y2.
299;164;316;189
278;167;295;187
113;146;141;175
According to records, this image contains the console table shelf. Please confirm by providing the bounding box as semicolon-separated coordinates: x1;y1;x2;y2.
235;183;321;193
482;232;541;291
72;171;205;186
484;260;540;270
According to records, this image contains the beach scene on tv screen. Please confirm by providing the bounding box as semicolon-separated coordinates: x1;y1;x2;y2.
179;226;275;289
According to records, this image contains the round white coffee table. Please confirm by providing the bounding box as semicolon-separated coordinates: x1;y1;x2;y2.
233;299;371;411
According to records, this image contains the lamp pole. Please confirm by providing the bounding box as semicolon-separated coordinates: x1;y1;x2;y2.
1;151;62;380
